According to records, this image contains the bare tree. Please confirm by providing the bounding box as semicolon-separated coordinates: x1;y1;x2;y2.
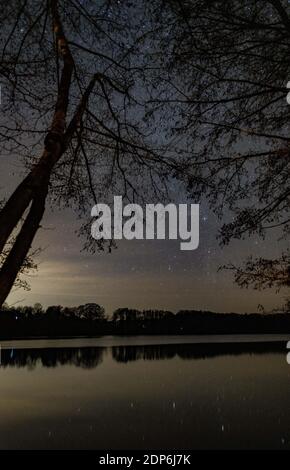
2;0;289;309
143;0;290;303
0;0;182;306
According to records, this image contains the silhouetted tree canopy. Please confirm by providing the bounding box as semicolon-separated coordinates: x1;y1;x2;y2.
141;0;290;299
0;0;185;306
1;0;290;306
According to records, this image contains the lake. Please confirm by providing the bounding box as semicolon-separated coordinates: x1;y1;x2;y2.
0;335;290;450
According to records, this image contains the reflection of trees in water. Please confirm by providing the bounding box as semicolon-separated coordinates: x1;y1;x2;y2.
0;347;105;370
112;345;177;363
112;342;284;363
0;342;284;369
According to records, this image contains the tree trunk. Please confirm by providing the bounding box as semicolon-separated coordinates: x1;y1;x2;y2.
0;147;61;255
0;0;76;307
0;180;49;307
0;173;36;255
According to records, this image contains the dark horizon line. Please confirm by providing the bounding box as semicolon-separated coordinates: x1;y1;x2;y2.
1;304;290;340
2;304;289;318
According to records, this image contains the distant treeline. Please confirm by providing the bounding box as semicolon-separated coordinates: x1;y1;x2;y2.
0;303;290;339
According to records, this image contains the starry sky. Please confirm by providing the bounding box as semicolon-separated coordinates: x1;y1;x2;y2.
0;0;288;315
0;151;286;315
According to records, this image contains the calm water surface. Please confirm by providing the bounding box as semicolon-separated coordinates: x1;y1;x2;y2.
0;335;289;449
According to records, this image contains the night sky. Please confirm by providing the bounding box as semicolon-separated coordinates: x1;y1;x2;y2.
0;152;285;314
0;0;287;315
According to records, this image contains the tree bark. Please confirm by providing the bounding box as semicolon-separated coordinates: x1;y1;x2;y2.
0;149;59;255
0;180;49;307
0;0;75;307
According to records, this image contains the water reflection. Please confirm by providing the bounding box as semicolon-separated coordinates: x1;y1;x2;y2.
0;341;285;369
0;347;105;369
0;338;289;449
112;342;284;362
